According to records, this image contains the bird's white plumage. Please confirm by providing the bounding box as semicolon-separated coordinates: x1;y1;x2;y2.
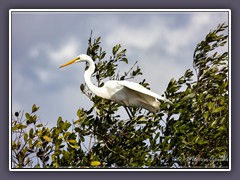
116;81;165;100
60;54;169;113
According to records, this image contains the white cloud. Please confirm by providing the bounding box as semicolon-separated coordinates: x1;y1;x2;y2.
106;25;162;50
35;67;52;83
166;13;228;55
29;37;80;65
104;17;167;51
163;14;211;55
29;47;40;58
48;38;80;65
27;37;81;83
28;43;51;59
105;13;227;58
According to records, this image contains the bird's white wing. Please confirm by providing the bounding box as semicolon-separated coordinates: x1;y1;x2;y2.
117;81;166;101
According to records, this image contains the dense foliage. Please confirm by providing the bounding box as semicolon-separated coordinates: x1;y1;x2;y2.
11;23;229;169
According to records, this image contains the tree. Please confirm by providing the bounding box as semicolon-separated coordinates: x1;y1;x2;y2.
11;23;229;169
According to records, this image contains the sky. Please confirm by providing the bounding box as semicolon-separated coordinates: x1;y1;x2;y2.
11;10;229;127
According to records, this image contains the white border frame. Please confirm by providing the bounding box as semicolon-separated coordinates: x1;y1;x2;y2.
9;9;231;171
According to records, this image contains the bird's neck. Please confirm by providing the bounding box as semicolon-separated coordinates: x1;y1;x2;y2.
84;59;106;98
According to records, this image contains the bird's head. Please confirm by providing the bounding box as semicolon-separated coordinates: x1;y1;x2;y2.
59;54;91;68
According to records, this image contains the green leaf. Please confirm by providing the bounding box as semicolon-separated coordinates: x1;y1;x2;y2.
77;109;81;117
112;44;121;55
197;139;208;145
68;143;79;149
154;132;160;141
24;133;28;141
203;111;209;121
57;117;63;128
36;124;43;128
212;107;224;113
182;93;195;101
43;135;52;142
68;133;76;140
25;113;31;120
90;161;101;166
63;132;71;139
207;102;215;111
217;126;226;132
211;119;218;127
100;51;106;59
12;140;16;148
29;128;34;138
95;37;101;43
32;104;39;113
12;124;27;131
32;140;40;148
68;139;77;144
62;121;71;131
121;57;128;64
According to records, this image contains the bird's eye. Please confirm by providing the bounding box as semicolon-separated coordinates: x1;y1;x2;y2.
76;57;80;60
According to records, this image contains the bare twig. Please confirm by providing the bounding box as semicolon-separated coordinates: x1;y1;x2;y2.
88;133;93;153
125;61;138;76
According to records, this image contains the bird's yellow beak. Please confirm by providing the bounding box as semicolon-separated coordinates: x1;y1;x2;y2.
59;57;80;68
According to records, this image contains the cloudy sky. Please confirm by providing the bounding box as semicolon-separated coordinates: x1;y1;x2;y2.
11;10;229;127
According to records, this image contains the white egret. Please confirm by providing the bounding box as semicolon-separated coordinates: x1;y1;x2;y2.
60;54;169;113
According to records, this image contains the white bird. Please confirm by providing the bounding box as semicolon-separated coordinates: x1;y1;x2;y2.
60;54;168;113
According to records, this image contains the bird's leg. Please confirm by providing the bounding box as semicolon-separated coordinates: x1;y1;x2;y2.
128;107;135;118
124;107;131;119
124;107;134;120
